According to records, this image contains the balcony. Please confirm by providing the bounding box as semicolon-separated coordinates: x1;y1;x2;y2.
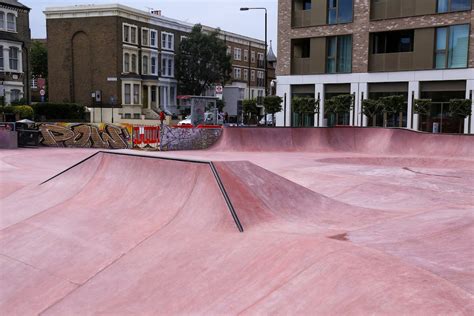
369;52;414;72
291;57;311;75
292;9;312;27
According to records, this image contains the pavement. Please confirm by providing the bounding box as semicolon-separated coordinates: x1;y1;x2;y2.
1;127;473;315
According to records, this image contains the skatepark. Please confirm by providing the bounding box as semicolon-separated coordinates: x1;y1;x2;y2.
1;127;473;315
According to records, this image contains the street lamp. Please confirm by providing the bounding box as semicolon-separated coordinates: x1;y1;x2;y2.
240;7;268;124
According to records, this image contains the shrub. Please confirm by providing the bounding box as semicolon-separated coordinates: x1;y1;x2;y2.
449;99;471;118
414;99;431;116
31;102;86;120
13;105;34;119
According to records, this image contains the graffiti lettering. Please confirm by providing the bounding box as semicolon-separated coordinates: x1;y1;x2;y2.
39;124;130;149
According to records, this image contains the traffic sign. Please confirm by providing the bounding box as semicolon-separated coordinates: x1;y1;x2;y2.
40;89;46;96
215;85;223;94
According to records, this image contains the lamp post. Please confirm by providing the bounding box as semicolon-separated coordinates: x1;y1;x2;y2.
240;7;268;125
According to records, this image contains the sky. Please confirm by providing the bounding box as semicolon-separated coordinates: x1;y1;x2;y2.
22;0;278;53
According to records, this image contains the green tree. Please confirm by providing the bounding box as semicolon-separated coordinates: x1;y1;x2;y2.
176;24;232;96
414;99;432;131
242;99;258;124
292;96;319;127
31;41;48;78
449;99;472;133
325;94;353;126
362;99;383;127
216;99;225;112
263;96;283;126
379;95;405;127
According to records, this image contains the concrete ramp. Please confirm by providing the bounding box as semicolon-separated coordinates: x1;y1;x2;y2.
211;127;474;157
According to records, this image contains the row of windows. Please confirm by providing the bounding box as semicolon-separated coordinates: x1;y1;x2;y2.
228;47;264;63
123;24;175;51
123;52;174;77
122;83;176;106
0;46;20;71
233;67;264;82
0;11;16;32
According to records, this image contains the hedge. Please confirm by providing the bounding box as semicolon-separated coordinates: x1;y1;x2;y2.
0;105;34;119
31;102;86;120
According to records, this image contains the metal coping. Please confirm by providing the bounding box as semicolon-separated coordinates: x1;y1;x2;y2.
39;150;244;233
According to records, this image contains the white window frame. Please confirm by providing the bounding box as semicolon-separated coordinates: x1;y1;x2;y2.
124;83;132;104
234;48;242;61
251;70;255;81
123;23;138;44
244;49;249;62
257;52;264;61
227;46;232;55
180;35;188;42
6;12;16;32
234;67;241;79
131;53;138;73
161;32;174;51
251;51;256;63
9;47;18;71
142;55;149;75
123;52;130;73
161;52;174;77
142;28;149;46
150;30;158;48
243;69;248;81
0;12;5;31
151;54;158;75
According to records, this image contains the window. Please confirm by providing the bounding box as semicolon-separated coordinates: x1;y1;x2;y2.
133;113;141;119
244;49;249;62
170;86;176;106
10;89;20;102
227;46;232;55
31;77;38;89
251;51;256;63
161;54;174;77
7;13;15;32
328;0;353;24
372;30;414;54
180;35;188;42
244;69;249;81
151;86;157;102
234;67;241;79
151;56;158;75
124;53;130;72
234;48;242;60
142;55;149;75
251;70;255;81
150;30;158;47
437;0;471;13
131;26;137;44
303;0;312;10
0;12;4;30
131;54;137;73
326;35;352;73
123;25;130;42
435;24;469;69
133;84;140;104
161;32;174;50
142;29;149;46
0;46;3;70
124;84;131;104
257;53;265;68
9;47;18;71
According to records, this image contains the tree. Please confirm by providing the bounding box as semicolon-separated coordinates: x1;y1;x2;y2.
292;96;319;127
263;96;283;127
449;99;472;133
216;99;226;112
362;99;383;127
379;95;405;127
176;24;232;96
414;99;432;131
242;99;258;124
30;41;48;79
325;94;353;126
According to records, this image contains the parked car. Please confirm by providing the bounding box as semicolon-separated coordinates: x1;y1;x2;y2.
204;112;224;125
259;114;273;126
177;115;192;126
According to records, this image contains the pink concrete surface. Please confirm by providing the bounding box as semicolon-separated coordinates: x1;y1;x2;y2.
1;127;473;315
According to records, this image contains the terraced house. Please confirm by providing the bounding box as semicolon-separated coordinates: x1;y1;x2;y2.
45;4;270;124
276;0;474;133
0;0;30;105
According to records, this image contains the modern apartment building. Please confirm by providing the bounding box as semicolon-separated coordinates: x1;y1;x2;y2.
276;0;473;133
0;0;30;105
45;4;272;123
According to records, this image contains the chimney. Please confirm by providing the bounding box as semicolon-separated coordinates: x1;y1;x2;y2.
151;10;161;16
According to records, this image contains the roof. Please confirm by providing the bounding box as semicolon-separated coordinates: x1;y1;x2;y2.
267;41;277;62
0;0;30;10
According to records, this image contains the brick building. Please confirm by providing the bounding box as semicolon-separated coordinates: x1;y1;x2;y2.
44;4;274;123
276;0;474;133
0;0;30;105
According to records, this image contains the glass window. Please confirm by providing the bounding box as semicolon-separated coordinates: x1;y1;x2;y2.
131;27;137;44
327;35;352;73
161;33;174;50
251;70;255;81
168;56;173;77
435;24;469;69
124;84;131;104
123;25;130;42
251;51;256;63
303;0;312;10
437;0;449;12
133;84;140;104
0;46;3;70
234;48;241;60
131;54;137;73
124;53;130;72
150;31;157;47
328;0;353;24
9;47;18;70
0;12;4;30
372;30;414;54
243;69;248;81
142;55;148;75
11;89;20;102
151;56;157;75
142;29;149;46
7;13;15;31
234;68;241;79
437;0;471;13
151;86;157;102
244;50;248;61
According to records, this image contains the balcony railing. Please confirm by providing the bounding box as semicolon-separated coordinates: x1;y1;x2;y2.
369;52;414;72
291;57;311;75
292;9;312;27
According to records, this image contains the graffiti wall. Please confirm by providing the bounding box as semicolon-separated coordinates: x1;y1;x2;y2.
38;123;132;149
37;123;222;151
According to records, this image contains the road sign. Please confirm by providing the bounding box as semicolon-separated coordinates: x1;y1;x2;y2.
40;89;46;96
215;85;223;94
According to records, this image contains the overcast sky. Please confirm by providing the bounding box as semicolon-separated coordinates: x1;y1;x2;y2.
22;0;278;53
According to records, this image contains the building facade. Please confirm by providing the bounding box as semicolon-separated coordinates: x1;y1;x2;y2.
276;0;474;133
0;0;30;105
45;4;273;124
